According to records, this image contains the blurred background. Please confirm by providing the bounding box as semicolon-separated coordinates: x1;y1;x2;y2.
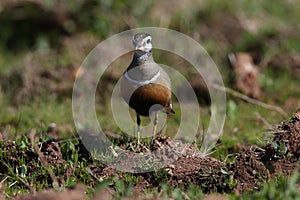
0;0;299;150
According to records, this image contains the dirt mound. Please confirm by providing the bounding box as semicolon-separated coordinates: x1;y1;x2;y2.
169;156;230;193
82;115;300;194
260;116;300;176
1;114;299;199
230;115;300;193
230;147;269;193
89;136;233;192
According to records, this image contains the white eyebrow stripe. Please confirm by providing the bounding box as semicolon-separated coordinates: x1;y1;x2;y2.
124;70;160;87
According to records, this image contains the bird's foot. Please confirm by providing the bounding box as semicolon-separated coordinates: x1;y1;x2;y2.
134;141;150;153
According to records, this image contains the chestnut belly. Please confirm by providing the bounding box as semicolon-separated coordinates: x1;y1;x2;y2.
128;83;171;116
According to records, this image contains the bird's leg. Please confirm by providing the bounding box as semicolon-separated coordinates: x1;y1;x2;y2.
152;112;158;139
136;113;141;145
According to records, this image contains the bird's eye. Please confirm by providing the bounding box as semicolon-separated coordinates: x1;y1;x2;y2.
147;39;151;44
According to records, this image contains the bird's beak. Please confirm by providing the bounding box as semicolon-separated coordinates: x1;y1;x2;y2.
135;46;142;50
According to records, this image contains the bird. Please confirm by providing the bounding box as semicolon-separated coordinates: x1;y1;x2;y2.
120;33;174;144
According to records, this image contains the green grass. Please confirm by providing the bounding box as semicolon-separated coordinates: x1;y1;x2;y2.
0;0;300;199
0;98;73;136
233;172;300;200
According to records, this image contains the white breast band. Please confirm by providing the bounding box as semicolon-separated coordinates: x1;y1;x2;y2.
124;70;160;87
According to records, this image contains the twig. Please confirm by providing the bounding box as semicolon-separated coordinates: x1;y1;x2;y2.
86;167;99;181
181;190;191;200
255;112;273;130
8;181;17;188
17;177;35;194
86;168;115;196
262;130;287;134
0;177;8;184
29;129;59;187
223;153;235;163
212;84;287;117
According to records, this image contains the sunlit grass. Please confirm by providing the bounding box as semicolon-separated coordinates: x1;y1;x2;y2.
0;0;299;198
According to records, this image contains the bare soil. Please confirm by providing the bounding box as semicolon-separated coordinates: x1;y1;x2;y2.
1;114;299;199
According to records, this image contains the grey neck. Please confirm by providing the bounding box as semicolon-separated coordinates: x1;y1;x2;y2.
134;51;153;64
126;51;154;71
126;50;160;82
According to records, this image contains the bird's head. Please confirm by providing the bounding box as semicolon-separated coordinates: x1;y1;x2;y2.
132;33;152;54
